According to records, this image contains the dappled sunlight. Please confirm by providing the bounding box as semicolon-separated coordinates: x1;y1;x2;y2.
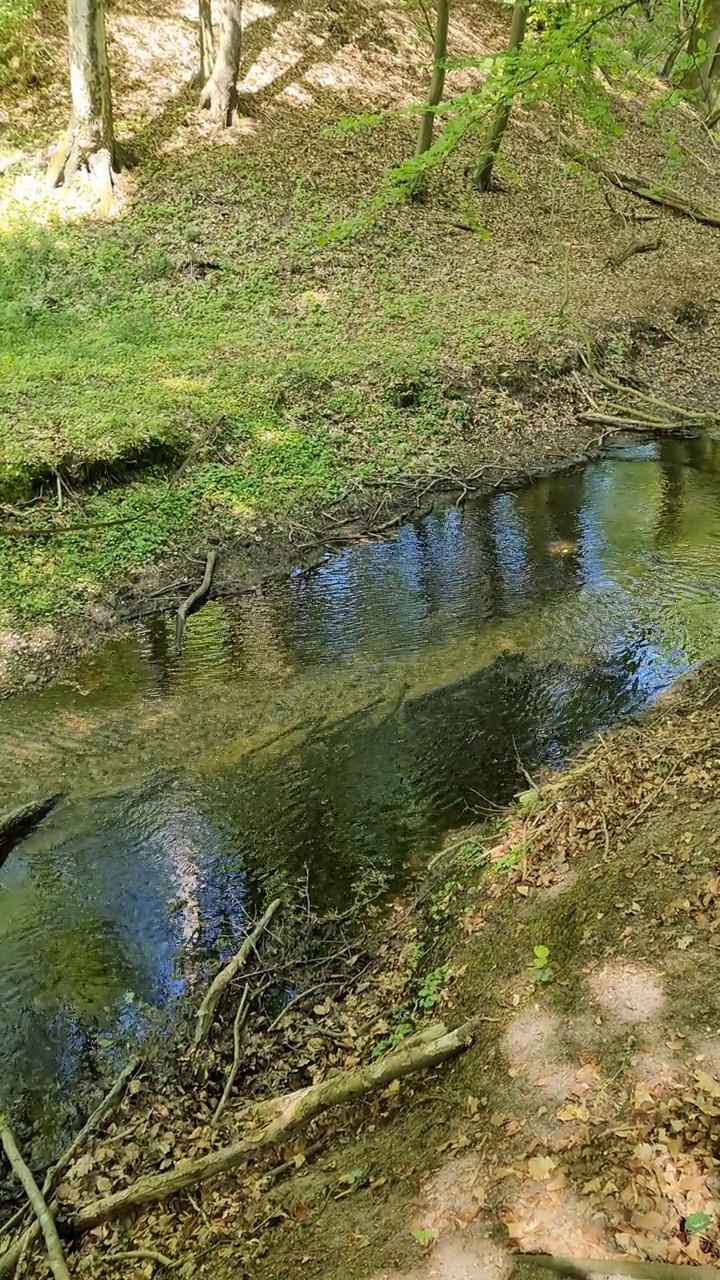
111;9;196;132
588;962;665;1025
239;14;325;96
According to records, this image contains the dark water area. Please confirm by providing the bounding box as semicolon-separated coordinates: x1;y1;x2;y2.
3;433;720;1158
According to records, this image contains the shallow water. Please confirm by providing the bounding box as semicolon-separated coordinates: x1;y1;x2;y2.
4;434;720;1156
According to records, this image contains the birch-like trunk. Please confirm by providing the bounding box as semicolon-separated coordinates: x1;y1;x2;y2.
199;0;242;125
48;0;115;192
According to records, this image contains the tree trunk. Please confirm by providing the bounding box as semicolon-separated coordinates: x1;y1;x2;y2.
48;0;115;192
415;0;451;157
681;0;720;113
199;0;242;125
469;0;528;192
198;0;215;82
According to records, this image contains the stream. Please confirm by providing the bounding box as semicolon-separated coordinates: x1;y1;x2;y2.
3;434;720;1160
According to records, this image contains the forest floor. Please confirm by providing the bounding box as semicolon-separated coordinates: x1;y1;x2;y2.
1;0;720;690
7;657;720;1279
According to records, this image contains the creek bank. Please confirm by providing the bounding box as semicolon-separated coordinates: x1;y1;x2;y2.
2;307;719;700
6;659;720;1278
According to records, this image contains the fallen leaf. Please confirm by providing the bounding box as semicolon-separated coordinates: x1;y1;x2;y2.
527;1155;556;1181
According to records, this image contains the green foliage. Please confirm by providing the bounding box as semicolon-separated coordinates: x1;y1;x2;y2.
372;1020;416;1057
686;1212;713;1235
0;0;35;86
410;1227;437;1247
532;943;553;983
415;964;449;1011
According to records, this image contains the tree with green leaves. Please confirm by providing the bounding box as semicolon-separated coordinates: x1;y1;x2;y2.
680;0;720;117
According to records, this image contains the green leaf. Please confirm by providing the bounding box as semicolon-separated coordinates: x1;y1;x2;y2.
533;945;550;965
686;1213;712;1235
411;1227;437;1247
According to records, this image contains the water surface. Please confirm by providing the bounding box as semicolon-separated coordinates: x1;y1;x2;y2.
3;435;720;1153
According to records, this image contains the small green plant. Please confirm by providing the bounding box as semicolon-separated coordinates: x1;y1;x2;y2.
410;1226;437;1248
416;964;449;1011
686;1212;713;1236
531;944;553;984
372;1020;416;1058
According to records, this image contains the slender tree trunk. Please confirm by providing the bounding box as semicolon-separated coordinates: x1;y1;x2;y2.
415;0;450;157
681;0;720;112
48;0;115;194
469;0;528;193
200;0;242;125
198;0;215;82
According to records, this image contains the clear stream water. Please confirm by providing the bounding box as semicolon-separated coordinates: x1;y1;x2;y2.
3;435;720;1159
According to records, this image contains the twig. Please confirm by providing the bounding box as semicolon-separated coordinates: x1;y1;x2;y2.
266;982;335;1034
625;759;680;831
175;549;217;651
0;1058;141;1278
194;898;282;1045
0;515;143;539
0;1123;70;1280
212;985;250;1125
109;1249;178;1268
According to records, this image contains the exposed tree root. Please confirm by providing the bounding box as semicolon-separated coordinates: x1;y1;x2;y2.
561;136;720;227
0;795;62;870
61;1019;478;1235
194;898;281;1045
606;236;662;267
174;549;218;652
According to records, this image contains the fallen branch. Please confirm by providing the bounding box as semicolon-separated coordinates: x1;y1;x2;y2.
212;985;250;1124
109;1249;178;1268
579;411;671;432
606;236;662;267
561;136;720;229
516;1254;720;1280
194;898;282;1045
175;549;217;651
0;1058;141;1278
64;1019;478;1235
0;515;142;539
0;1123;70;1280
0;795;62;872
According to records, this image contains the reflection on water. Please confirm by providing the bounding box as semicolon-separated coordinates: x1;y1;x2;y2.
4;436;720;1152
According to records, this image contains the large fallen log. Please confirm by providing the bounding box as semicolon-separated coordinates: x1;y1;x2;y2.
0;795;62;872
64;1018;479;1235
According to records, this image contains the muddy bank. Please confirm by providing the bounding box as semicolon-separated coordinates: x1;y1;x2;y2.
3;308;719;699
5;658;720;1277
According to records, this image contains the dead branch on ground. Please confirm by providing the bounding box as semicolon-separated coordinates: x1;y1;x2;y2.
212;984;250;1124
194;898;282;1045
606;236;662;267
516;1254;720;1280
62;1018;478;1235
0;1123;70;1280
0;1059;141;1278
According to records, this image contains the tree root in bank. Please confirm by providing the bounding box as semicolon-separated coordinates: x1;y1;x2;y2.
174;549;218;651
0;1124;70;1280
60;1018;478;1235
194;898;282;1045
0;1058;141;1277
515;1254;720;1280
